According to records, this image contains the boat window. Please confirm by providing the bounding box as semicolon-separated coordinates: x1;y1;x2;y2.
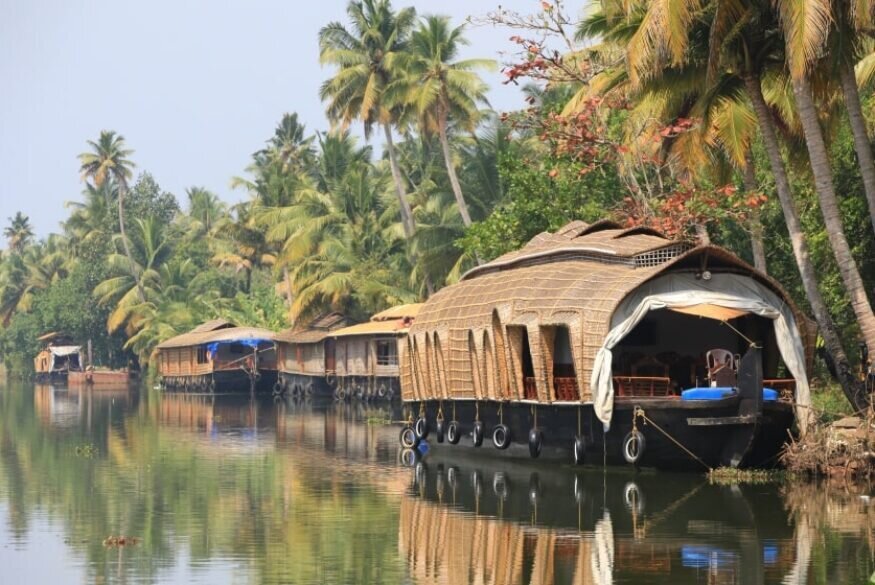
197;347;209;364
376;339;398;366
552;326;579;400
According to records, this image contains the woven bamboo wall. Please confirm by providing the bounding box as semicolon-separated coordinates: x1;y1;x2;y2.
158;347;212;377
278;342;325;375
401;230;811;404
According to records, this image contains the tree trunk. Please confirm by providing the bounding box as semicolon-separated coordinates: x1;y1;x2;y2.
117;182;145;302
744;74;864;410
283;266;294;326
383;123;416;238
839;61;875;236
694;223;711;245
742;154;767;273
437;114;473;227
792;75;875;360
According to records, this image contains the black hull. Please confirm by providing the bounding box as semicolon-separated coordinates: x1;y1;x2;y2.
277;372;400;401
162;370;278;394
408;397;794;472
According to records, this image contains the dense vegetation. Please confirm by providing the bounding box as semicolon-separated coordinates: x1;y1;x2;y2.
1;0;874;400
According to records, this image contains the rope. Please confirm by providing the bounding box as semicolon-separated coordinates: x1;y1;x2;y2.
634;406;712;471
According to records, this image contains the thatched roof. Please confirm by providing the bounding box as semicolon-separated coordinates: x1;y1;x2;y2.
190;319;235;333
275;312;354;344
372;303;423;322
404;220;812;404
156;325;276;350
329;304;422;338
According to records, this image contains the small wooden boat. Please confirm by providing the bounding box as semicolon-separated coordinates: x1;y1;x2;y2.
398;220;815;470
68;368;135;387
33;332;83;383
155;320;277;393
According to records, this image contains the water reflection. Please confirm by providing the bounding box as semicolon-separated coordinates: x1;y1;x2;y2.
0;383;873;584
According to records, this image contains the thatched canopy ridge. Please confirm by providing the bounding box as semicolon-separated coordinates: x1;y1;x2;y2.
275;312;354;344
156;324;276;350
402;221;812;406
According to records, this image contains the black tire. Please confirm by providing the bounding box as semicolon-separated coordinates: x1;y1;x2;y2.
492;424;512;450
573;435;587;465
472;421;484;447
377;384;387;398
528;428;543;459
622;430;646;465
209;378;216;393
399;426;419;449
273;381;283;395
414;416;430;440
446;421;461;445
305;382;314;396
435;419;445;444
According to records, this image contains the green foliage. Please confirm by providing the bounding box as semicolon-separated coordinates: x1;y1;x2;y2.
460;151;623;260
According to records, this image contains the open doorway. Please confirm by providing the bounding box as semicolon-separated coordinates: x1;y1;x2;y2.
552;326;579;400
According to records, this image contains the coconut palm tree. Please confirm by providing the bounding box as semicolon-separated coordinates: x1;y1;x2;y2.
93;217;174;335
393;15;495;227
3;212;34;254
772;1;875;361
318;0;418;238
78;131;141;301
186;187;226;234
830;1;875;236
587;0;864;407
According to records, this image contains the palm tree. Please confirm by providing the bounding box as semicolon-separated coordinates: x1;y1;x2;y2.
64;182;115;255
186;187;226;234
93;217;174;335
773;2;875;360
318;0;418;239
78;131;141;301
394;15;495;227
831;1;875;236
589;0;864;407
3;212;33;253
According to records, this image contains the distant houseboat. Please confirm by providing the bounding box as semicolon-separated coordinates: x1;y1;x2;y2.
275;312;354;397
34;332;83;383
329;304;421;400
156;320;277;393
398;220;814;470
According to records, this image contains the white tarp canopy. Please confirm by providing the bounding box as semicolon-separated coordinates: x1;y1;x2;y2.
590;273;810;431
48;345;82;371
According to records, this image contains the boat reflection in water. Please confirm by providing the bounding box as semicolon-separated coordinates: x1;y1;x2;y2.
400;452;841;585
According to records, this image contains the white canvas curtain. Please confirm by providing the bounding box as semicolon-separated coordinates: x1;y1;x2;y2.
590;273;810;431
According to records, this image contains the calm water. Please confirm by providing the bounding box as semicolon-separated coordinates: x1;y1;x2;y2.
0;382;873;584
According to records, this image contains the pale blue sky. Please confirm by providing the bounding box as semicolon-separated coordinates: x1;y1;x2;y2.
0;0;539;238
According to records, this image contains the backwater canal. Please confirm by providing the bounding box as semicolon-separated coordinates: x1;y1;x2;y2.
0;381;872;584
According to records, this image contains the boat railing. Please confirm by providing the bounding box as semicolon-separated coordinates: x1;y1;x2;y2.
613;376;674;397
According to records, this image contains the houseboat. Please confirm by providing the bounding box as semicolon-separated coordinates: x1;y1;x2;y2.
275;304;420;400
34;332;83;383
398;220;814;470
329;303;421;400
156;320;278;393
275;312;354;397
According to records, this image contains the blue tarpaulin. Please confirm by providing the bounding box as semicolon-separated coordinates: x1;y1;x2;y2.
205;338;271;356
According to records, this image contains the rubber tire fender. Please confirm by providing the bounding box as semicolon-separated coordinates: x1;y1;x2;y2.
492;424;512;450
414;416;430;440
446;421;461;445
622;430;646;465
573;435;587;465
435;419;445;443
528;428;543;459
399;426;419;449
472;421;484;447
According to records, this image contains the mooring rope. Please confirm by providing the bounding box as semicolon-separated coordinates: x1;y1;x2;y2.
634;406;712;471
